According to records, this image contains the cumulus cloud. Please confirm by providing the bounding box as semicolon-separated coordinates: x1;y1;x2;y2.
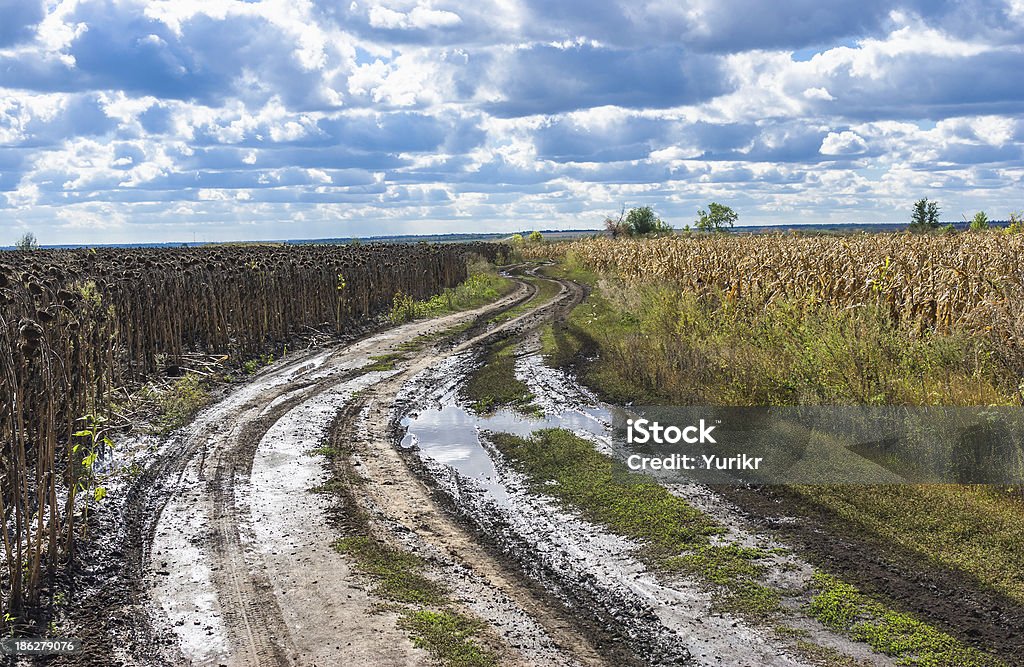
820;131;869;155
0;0;1022;244
367;4;462;30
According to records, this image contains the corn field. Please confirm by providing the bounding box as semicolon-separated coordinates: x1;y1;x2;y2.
0;242;504;622
527;233;1024;344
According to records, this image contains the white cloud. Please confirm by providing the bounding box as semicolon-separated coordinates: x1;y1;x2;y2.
820;130;868;155
803;87;834;101
367;3;462;30
0;0;1022;244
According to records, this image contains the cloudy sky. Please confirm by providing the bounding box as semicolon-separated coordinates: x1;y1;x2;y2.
1;0;1023;244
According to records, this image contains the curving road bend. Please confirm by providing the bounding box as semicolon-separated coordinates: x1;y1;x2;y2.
135;271;608;667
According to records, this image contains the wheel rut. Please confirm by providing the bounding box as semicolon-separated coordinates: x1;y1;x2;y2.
124;274;614;667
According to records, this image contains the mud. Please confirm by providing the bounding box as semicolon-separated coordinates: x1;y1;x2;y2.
39;265;1011;667
47;282;537;666
398;345;825;667
716;484;1024;665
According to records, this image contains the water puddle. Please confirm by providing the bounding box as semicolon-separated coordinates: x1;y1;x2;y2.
396;345;816;666
400;402;612;503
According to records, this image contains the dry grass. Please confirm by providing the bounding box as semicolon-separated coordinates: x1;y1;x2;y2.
524;232;1024;373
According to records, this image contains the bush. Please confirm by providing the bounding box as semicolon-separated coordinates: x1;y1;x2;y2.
528;230;543;242
1005;212;1023;235
14;232;38;251
969;211;989;231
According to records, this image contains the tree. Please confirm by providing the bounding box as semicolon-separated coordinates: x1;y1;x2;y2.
15;232;38;251
604;205;629;238
604;217;628;238
528;230;543;242
510;233;524;243
909;198;940;231
694;202;738;232
969;211;989;231
624;206;672;235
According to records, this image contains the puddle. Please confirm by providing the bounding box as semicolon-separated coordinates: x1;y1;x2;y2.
400;402;612;503
395;345;817;666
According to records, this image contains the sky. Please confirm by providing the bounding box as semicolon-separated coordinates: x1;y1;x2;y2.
1;1;1023;244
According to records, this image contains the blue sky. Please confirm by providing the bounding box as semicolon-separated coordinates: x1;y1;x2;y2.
1;0;1023;244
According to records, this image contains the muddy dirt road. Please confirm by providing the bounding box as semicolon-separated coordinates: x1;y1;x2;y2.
55;271;613;666
51;266;996;667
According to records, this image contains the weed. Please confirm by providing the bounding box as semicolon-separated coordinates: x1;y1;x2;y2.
490;429;779;616
400;610;497;667
462;338;539;415
389;262;513;324
150;373;209;435
70;414;114;537
808;572;1003;666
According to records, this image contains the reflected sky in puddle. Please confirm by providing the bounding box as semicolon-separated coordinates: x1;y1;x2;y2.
400;402;613;500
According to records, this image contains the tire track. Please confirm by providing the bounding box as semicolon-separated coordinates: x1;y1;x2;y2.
142;278;554;666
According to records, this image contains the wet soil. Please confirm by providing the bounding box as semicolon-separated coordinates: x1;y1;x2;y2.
715;485;1024;665
31;264;1017;667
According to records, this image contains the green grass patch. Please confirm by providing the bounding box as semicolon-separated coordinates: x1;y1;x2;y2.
333;535;497;665
333;536;446;605
808;572;1004;666
462;338;539;415
488;274;561;324
389;261;513;324
798;484;1024;605
400;610;498;667
362;353;406;372
490;428;779;615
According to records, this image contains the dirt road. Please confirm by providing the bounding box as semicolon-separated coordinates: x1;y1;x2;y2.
53;267;929;667
49;270;618;666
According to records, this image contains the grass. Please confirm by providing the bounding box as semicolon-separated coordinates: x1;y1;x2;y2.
333;536;446;605
332;529;497;666
542;259;1024;614
400;611;498;667
808;573;1004;666
241;352;276;375
488;274;561;324
389;261;513;324
490;428;780;616
462;337;539;415
362;353;406;372
798;484;1024;605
